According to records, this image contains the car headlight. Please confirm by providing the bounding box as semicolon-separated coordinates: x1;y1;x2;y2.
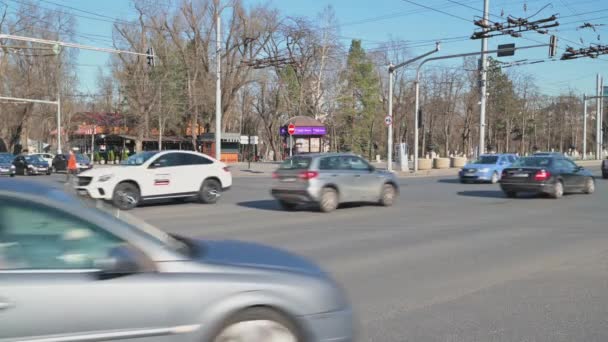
98;174;114;182
10;165;15;170
478;168;489;173
27;165;33;169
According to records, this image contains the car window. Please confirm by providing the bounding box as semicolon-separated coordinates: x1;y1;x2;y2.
0;199;124;270
280;156;311;170
319;156;341;170
340;156;371;171
512;157;552;167
556;159;576;171
474;156;499;164
508;156;516;163
181;153;213;165
151;153;184;168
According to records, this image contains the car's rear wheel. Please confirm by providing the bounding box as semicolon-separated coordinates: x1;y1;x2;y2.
583;178;595;194
490;172;499;184
550;180;564;199
504;191;517;198
278;200;297;211
379;183;397;207
51;166;56;173
319;187;338;213
112;182;140;210
199;179;221;204
213;307;302;342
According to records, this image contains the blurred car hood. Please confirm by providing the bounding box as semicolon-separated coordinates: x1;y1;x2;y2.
0;162;12;168
463;163;496;169
198;239;325;277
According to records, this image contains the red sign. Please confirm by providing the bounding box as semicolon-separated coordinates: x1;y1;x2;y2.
287;123;296;136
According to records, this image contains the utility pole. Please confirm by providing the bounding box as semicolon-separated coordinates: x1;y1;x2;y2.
387;43;440;172
215;9;222;162
583;94;587;159
479;0;490;157
597;74;602;160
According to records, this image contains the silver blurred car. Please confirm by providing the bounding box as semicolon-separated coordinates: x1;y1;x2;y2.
271;153;399;212
0;179;353;342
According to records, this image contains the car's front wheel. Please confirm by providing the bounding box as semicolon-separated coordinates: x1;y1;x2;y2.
199;179;221;204
490;172;499;184
112;182;140;210
212;307;302;342
379;183;397;206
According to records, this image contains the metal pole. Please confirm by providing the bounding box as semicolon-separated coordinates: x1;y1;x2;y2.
414;80;420;171
583;94;587;159
479;0;490;156
57;95;62;154
387;67;394;171
215;11;222;161
289;135;293;157
601;79;604;158
597;74;601;160
91;126;95;161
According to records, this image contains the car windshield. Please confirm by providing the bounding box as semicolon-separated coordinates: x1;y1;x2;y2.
512;157;553;167
279;156;312;170
24;155;44;163
0;154;12;163
122;151;157;166
76;154;90;163
473;156;499;164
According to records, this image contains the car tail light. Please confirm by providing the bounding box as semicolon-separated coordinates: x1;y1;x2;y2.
298;170;319;180
272;172;279;179
534;169;550;181
223;166;230;173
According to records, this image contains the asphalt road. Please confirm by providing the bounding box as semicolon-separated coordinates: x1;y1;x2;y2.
35;167;608;342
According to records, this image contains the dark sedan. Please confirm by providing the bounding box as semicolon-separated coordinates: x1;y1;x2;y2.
0;153;16;177
499;156;594;199
12;154;50;176
603;159;607;179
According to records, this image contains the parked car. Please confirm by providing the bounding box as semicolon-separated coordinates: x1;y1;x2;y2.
74;150;232;210
271;153;399;212
52;153;93;173
459;154;518;184
0;178;353;342
0;153;16;177
29;152;54;168
602;158;608;179
499;155;594;199
12;154;50;176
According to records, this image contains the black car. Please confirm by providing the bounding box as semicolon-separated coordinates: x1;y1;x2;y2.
52;153;93;173
499;155;594;199
0;153;16;177
602;159;608;179
13;155;50;176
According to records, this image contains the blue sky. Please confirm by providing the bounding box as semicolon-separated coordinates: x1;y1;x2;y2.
8;0;608;96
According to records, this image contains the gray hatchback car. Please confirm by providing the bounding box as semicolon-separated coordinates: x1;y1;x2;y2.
271;153;399;212
0;179;353;342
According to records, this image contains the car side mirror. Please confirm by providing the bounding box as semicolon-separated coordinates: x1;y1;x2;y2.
95;245;147;277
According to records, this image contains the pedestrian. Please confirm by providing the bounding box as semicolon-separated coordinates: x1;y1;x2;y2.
66;149;78;183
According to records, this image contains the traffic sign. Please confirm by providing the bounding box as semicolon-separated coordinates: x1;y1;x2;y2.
384;115;393;127
288;123;296;135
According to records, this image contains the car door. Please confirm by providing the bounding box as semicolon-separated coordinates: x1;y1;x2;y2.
342;156;382;202
179;153;215;193
142;152;188;198
554;159;578;191
0;197;175;342
318;156;352;201
563;159;587;189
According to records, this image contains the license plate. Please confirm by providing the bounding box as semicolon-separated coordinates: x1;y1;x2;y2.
77;189;88;196
512;173;528;177
281;177;296;182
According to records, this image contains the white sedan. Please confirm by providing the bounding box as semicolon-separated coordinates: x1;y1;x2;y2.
75;150;232;210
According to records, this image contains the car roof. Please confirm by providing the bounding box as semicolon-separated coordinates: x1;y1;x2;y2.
0;178;75;202
288;152;358;159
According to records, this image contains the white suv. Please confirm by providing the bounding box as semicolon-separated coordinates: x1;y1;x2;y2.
74;150;232;210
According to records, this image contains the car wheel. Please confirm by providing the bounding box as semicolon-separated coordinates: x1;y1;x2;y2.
278;200;297;211
583;178;595;194
504;191;517;198
319;187;338;213
199;179;221;204
603;173;607;179
379;183;397;207
490;172;499;184
459;178;467;184
112;182;140;210
51;166;56;173
550;180;564;199
212;307;302;342
9;174;15;178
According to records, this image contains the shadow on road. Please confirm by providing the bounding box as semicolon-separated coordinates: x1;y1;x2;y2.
457;190;544;199
237;199;285;211
437;179;463;184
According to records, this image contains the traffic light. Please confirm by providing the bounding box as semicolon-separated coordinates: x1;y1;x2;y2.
146;47;155;67
549;35;558;58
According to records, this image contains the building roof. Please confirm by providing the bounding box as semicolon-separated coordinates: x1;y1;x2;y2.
284;116;324;127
